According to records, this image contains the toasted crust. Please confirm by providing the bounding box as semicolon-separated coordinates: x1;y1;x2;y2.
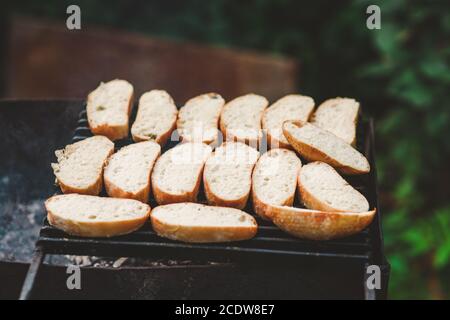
103;142;161;203
251;149;302;220
150;203;258;243
177;93;225;145
262;94;315;149
151;143;212;205
269;205;376;240
52;136;114;196
203;142;259;209
131;90;178;146
56;176;104;196
203;177;250;209
310;97;359;146
45;195;151;238
87;79;134;141
219;94;268;148
297;162;368;212
152;173;203;205
104;180;149;204
282;120;370;175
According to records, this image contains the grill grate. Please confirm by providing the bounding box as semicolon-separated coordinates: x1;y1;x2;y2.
21;104;387;299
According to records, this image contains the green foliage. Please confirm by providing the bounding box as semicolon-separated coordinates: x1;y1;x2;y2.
9;0;450;299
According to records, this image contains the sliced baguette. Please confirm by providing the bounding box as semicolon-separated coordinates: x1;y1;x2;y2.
104;141;161;203
131;90;178;146
220;94;268;147
311;97;360;146
151;142;212;205
151;202;257;243
177;93;225;145
203;142;260;209
282;120;370;175
52;136;114;195
270;205;376;240
87;79;134;141
46;194;151;238
298;162;369;212
263;94;315;149
252;149;302;219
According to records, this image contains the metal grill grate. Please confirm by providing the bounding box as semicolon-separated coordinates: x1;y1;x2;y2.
20;105;387;299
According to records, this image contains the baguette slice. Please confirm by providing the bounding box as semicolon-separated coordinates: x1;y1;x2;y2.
52;136;114;195
263;94;315;149
131;90;178;146
177;93;225;145
87;79;134;141
220;94;268;147
104;141;161;203
298;162;369;212
151;202;257;243
151;142;212;205
252;149;302;219
283;120;370;174
311;97;360;146
203;142;260;209
270;205;376;240
46;194;151;238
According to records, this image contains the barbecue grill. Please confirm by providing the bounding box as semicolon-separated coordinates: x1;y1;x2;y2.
6;100;389;300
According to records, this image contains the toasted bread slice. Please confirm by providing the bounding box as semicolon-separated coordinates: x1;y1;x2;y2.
282;120;370;175
252;149;302;219
269;205;376;240
263;94;315;149
151;202;257;243
87;79;134;141
311;97;360;146
46;194;151;238
220;94;268;147
298;162;369;212
51;136;114;195
104;141;161;203
131;90;178;146
177;93;225;145
151;142;212;205
203;142;260;209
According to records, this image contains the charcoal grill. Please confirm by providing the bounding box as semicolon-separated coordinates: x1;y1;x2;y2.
18;102;390;300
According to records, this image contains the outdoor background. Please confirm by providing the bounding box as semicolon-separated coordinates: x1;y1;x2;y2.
4;0;450;299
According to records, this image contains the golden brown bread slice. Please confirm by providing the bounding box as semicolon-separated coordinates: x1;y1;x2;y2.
220;94;268;148
269;205;376;240
104;141;161;203
311;97;360;146
282;120;370;175
203;142;260;209
87;79;134;141
298;162;369;212
252;148;302;220
46;194;151;238
51;136;114;196
262;94;315;149
151;142;212;205
177;93;225;145
150;202;257;243
131;90;178;146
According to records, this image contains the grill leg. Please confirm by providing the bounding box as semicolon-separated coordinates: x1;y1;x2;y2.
19;246;46;300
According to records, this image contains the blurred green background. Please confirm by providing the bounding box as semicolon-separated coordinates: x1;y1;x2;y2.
7;0;450;299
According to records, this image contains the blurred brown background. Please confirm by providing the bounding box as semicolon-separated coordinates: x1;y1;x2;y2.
4;16;297;104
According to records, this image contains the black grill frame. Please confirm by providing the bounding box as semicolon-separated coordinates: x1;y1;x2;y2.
20;105;389;299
